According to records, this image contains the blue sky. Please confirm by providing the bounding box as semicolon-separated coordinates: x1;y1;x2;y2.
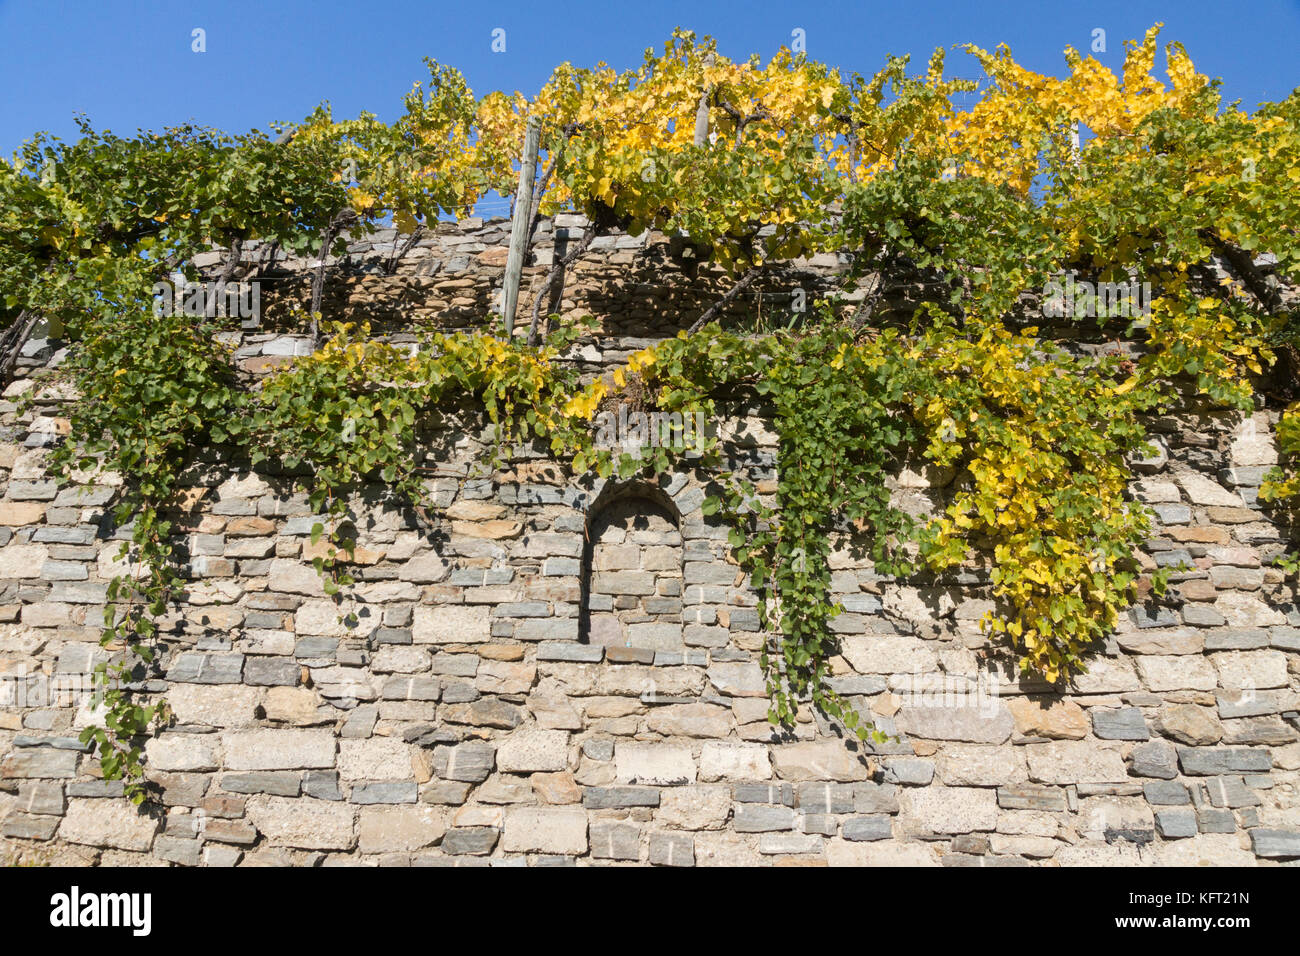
2;0;1296;162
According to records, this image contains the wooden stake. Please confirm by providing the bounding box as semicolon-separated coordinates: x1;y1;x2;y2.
502;116;542;336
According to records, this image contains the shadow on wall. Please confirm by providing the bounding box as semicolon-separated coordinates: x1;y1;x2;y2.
579;482;684;652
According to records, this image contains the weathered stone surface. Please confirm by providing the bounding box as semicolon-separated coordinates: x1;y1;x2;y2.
1091;707;1149;741
222;729;336;771
243;796;354;849
1249;829;1300;859
167;684;262;728
442;826;499;856
440;742;496;783
1154;808;1197;839
826;839;940;866
1026;741;1128;784
656;786;730;830
146;734;221;772
502;806;587;855
412;604;490;644
590;822;641;860
1134;655;1218;691
936;745;1025;787
839;634;938;673
1005;698;1088;740
1212;650;1289;691
1128;740;1179;780
903;787;998;833
699;741;771;781
842;816;893;841
357;805;446;853
895;701;1014;744
1;748;79;779
771;741;871;782
496;729;569;773
59;799;160;851
338;737;418;781
647;703;730;738
615;743;695;786
1156;704;1223;745
1177;747;1271;776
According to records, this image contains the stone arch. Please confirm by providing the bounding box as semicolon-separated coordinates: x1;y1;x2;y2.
579;481;684;650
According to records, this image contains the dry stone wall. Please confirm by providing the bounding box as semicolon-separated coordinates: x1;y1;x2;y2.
0;221;1298;867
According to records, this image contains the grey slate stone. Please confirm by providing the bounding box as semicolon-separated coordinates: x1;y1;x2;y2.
649;831;695;866
1177;747;1271;775
581;786;660;809
1249;829;1300;859
1196;808;1236;833
1154;808;1198;838
734;782;794;806
1129;740;1179;779
842;816;893;841
167;652;244;684
1142;781;1190;806
443;827;500;856
350;782;418;804
1092;707;1149;740
304;770;343;801
243;657;300;686
220;772;301;797
590;822;640;861
733;804;796;832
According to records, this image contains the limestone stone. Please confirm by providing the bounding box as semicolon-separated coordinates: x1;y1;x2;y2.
412;604;490;644
502;806;588;855
838;634;938;673
0;543;47;579
771;741;871;782
146;734;220;772
1134;655;1218;691
699;741;771;781
530;771;582;804
656;786;731;830
263;686;325;726
1005;697;1088;739
1156;704;1223;745
59;799;161;851
647;703;731;739
267;558;328;596
903;787;998;833
1177;474;1245;507
357;805;446;853
1214;593;1286;628
936;745;1026;787
1213;650;1289;691
338;737;418;781
826;839;940;866
615;743;696;785
1025;741;1128;784
223;729;336;771
894;701;1014;744
496;729;569;773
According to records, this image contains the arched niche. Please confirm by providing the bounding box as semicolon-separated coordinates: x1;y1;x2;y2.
579;482;684;650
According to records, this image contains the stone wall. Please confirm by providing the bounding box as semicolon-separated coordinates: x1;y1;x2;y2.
1;222;1298;867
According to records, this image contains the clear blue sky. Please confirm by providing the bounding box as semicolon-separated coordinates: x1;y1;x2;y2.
2;0;1296;155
